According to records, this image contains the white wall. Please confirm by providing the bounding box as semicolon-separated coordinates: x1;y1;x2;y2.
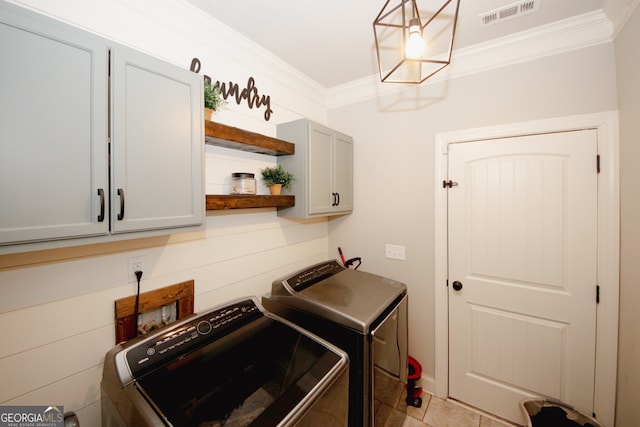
614;4;640;426
0;1;330;425
326;43;618;389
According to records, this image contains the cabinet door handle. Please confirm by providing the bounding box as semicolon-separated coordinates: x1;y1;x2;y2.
97;188;105;222
117;188;125;220
336;192;340;206
331;192;337;206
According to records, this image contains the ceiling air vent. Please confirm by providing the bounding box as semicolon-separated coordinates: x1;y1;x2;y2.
479;0;540;26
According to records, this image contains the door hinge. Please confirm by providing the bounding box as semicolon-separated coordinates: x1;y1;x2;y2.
442;180;459;188
596;285;600;304
597;155;600;173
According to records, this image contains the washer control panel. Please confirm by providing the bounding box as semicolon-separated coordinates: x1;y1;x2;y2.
126;298;261;377
285;260;344;292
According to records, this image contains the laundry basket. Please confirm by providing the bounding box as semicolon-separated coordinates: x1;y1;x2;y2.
520;399;603;427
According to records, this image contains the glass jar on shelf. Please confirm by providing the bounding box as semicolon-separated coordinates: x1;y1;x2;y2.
230;172;256;195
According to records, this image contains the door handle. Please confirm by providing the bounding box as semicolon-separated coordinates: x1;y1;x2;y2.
452;281;463;291
97;188;105;222
117;188;125;220
336;192;340;206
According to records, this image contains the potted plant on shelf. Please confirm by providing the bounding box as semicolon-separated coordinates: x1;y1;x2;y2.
204;80;225;121
260;165;294;195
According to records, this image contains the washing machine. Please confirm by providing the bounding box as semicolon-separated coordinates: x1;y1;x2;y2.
262;260;408;427
101;296;349;426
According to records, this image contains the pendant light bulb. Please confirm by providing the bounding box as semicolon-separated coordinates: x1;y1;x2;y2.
405;17;424;59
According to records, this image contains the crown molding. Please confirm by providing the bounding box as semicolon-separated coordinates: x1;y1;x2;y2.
605;0;640;39
327;9;614;109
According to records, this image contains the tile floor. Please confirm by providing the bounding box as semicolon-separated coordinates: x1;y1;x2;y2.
376;392;517;427
374;372;517;427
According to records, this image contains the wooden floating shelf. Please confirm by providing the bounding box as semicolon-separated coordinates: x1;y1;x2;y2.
206;195;295;210
204;121;294;156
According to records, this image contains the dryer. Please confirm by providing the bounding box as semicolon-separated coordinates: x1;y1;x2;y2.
263;260;408;427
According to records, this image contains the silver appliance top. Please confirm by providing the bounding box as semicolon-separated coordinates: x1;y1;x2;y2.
113;297;264;385
268;260;407;332
102;296;349;427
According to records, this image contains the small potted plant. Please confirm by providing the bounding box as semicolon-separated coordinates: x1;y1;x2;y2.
204;80;225;120
260;165;294;195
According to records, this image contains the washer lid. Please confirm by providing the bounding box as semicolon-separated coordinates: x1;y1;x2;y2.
269;260;407;332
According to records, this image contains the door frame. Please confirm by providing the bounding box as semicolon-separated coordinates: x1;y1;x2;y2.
434;112;619;427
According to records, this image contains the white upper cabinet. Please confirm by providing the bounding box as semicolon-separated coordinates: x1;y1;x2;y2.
332;132;354;213
0;2;203;253
110;44;203;234
0;3;109;245
277;119;353;218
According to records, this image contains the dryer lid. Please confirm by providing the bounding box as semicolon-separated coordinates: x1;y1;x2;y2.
269;260;407;332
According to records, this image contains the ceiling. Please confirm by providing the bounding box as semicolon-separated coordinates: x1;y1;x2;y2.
185;0;612;88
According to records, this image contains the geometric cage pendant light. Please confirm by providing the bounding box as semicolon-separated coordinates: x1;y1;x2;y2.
373;0;460;84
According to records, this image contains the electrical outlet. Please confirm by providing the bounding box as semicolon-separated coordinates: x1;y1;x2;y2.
385;244;406;260
128;255;146;282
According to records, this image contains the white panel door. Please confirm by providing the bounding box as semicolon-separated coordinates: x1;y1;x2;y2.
448;130;598;425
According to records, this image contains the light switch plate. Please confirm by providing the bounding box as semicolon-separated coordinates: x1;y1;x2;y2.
385;244;406;260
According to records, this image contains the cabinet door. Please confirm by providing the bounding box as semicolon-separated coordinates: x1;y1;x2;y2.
333;133;353;214
110;45;203;233
0;4;109;245
307;123;334;215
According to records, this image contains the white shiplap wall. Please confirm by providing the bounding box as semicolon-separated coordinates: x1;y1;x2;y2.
0;213;329;424
0;1;331;425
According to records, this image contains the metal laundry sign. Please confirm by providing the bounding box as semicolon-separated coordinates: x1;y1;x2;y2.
190;57;274;121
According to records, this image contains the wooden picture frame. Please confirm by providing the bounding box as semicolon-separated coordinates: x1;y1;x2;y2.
114;280;194;344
